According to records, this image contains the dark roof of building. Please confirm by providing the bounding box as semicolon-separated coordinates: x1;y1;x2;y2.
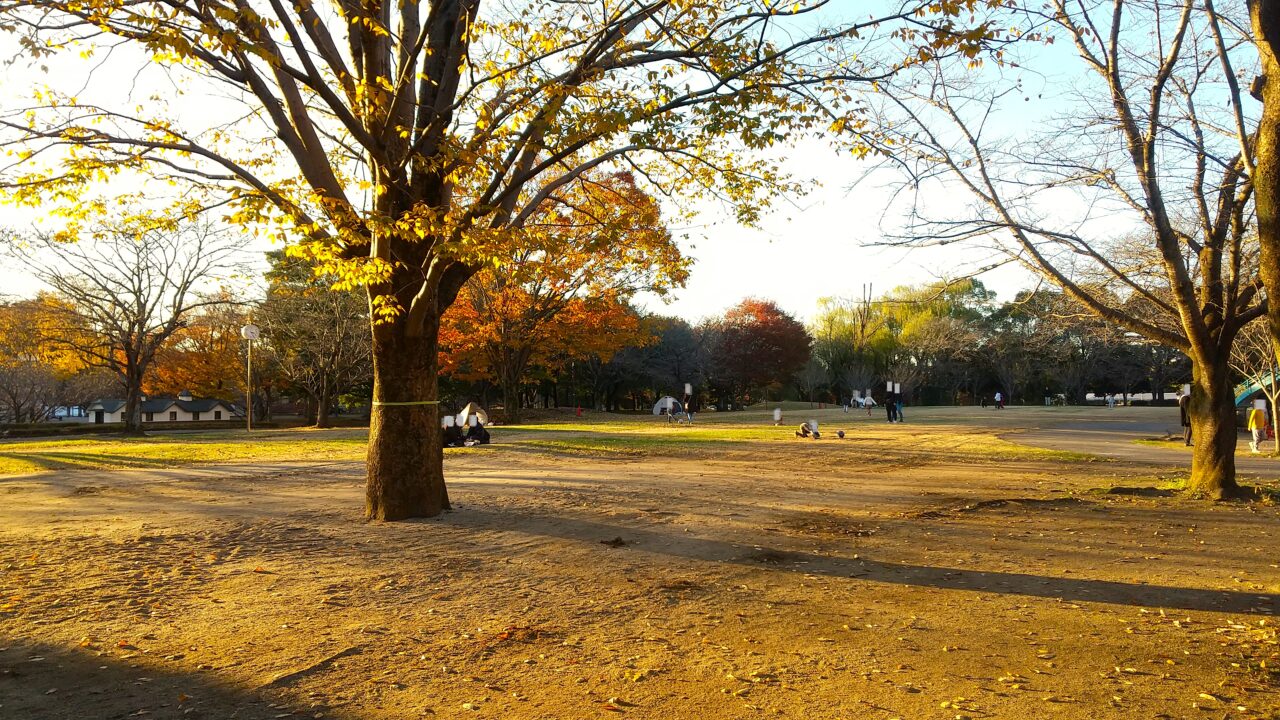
91;399;126;414
175;398;231;413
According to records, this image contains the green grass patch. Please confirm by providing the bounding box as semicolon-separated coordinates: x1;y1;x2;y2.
500;421;1096;462
0;428;369;476
0;416;1099;476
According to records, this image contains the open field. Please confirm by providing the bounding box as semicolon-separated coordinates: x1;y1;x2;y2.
1;406;1278;719
0;406;1092;477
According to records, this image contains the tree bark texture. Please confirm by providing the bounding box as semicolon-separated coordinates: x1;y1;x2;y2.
123;362;144;434
365;306;450;521
1254;0;1280;362
316;375;331;429
1188;354;1241;499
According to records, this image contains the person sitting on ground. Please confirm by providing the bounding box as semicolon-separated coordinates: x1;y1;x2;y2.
442;417;465;448
466;422;491;446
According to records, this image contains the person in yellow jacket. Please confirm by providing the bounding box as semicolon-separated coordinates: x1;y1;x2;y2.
1248;403;1269;454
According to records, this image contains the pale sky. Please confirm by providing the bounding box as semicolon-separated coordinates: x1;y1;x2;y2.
634;138;1035;324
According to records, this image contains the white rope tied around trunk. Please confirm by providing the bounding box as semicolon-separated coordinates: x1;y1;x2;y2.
371;400;442;406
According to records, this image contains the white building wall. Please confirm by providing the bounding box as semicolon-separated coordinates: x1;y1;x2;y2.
91;403;234;423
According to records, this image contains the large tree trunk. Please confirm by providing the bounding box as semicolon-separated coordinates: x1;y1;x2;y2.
500;379;521;423
316;375;331;429
496;350;531;423
303;395;317;425
1255;0;1280;365
1187;356;1241;499
122;363;144;434
365;311;450;521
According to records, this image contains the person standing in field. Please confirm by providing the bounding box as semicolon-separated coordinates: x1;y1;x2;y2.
885;393;896;423
1249;402;1269;453
994;391;1004;410
1178;391;1192;446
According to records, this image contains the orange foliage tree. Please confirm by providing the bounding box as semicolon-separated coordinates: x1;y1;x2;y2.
147;295;247;402
0;294;97;422
700;298;812;406
440;173;686;421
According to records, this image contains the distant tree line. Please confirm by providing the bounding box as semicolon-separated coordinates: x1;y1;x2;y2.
438;279;1199;416
0;227;374;429
0;231;1236;427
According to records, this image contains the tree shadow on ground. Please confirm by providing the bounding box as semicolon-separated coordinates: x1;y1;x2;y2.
443;505;1280;616
0;451;180;473
0;641;366;720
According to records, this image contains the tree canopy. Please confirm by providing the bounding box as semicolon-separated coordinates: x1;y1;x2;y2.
0;0;1018;518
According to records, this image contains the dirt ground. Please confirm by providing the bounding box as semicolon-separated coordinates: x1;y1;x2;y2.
1;407;1278;719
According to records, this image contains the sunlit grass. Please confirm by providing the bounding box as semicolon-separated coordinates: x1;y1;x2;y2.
502;421;1096;462
0;428;369;476
0;412;1103;477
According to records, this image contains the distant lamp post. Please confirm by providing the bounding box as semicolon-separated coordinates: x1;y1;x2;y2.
240;323;260;431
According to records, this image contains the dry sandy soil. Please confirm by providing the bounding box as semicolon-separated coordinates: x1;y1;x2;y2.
1;407;1278;720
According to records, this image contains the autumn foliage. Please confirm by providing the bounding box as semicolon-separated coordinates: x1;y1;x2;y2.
702;299;811;404
0;0;1015;518
146;296;246;402
439;173;685;420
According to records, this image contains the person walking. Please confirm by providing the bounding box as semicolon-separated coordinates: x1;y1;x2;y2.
896;392;905;423
994;391;1004;410
1178;391;1192;446
1249;402;1269;453
885;393;896;423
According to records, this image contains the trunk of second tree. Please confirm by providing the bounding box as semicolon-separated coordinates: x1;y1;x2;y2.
1253;0;1280;366
496;349;531;423
122;361;145;434
501;378;521;424
1187;356;1240;499
365;310;449;521
316;374;332;429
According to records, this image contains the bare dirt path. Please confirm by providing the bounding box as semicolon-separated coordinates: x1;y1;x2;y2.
999;408;1280;480
1;412;1278;720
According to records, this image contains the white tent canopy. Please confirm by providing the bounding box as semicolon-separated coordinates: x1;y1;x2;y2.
456;402;490;427
652;396;682;415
